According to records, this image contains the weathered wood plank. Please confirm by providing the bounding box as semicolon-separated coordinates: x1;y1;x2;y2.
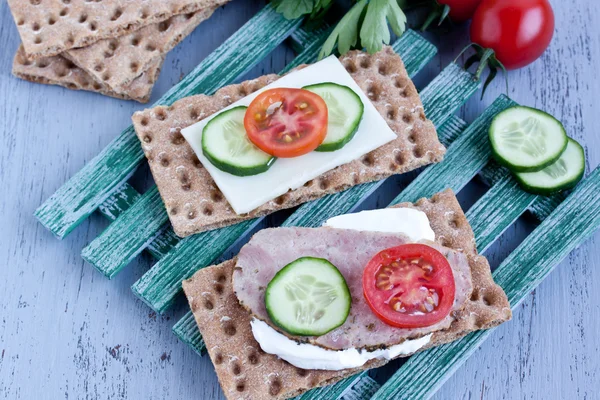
466;174;538;253
370;164;600;400
390;95;514;205
34;5;302;239
82;186;169;278
131;218;260;312
478;160;566;222
171;311;206;357
98;182;181;260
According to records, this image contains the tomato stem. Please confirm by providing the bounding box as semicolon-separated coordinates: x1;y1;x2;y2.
456;43;510;99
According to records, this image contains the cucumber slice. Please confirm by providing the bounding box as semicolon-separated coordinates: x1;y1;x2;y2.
265;257;351;336
514;138;585;195
303;83;364;152
202;106;275;176
489;106;568;172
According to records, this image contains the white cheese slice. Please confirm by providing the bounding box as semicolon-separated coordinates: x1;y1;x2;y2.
181;56;397;215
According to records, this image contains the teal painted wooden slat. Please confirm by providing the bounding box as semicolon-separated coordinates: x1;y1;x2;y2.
82;186;169;278
476;161;566;223
466;174;538;254
390;95;515;206
82;24;334;279
370;165;600;400
529;195;564;221
171;112;470;362
171;311;206;356
95;182;180;260
336;375;380;400
34;5;302;239
418;63;477;128
436;115;468;148
134;32;440;312
131;218;260;312
288;25;331;54
97;182;141;221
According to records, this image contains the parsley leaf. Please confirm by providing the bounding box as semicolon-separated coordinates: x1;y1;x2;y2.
316;0;407;58
319;0;368;59
272;0;333;21
360;0;406;53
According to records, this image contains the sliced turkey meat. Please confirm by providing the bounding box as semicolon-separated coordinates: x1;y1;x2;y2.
232;227;473;351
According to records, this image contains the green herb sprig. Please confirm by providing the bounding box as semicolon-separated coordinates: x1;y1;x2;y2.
272;0;407;58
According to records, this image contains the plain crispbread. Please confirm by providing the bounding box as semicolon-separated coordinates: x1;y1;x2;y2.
12;45;162;103
7;0;227;59
182;189;512;400
62;7;218;96
133;46;447;237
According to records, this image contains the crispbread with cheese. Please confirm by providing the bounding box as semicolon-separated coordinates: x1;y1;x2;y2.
182;189;512;400
133;46;447;237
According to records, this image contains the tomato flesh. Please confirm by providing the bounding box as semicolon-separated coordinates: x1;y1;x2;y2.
470;0;555;70
244;88;328;158
363;244;455;329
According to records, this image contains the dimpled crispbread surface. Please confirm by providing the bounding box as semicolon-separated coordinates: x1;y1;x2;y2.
7;0;226;59
62;7;219;95
12;45;162;102
182;189;511;400
133;46;447;237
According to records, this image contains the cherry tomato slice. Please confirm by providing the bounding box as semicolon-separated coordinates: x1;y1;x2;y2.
244;88;328;158
362;244;455;329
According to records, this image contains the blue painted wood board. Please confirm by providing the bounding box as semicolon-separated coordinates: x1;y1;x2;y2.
0;0;598;398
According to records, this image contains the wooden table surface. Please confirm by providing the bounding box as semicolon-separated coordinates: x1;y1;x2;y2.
1;1;598;399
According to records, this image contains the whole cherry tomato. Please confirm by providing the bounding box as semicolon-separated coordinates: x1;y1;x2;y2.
470;0;555;70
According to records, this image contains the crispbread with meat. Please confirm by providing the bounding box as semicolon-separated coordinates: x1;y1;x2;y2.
182;189;512;400
62;7;218;96
12;45;162;103
7;0;227;59
133;46;447;237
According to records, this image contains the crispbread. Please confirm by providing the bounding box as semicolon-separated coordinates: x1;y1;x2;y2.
63;7;218;95
182;189;512;400
133;46;447;237
7;0;227;59
12;45;162;103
